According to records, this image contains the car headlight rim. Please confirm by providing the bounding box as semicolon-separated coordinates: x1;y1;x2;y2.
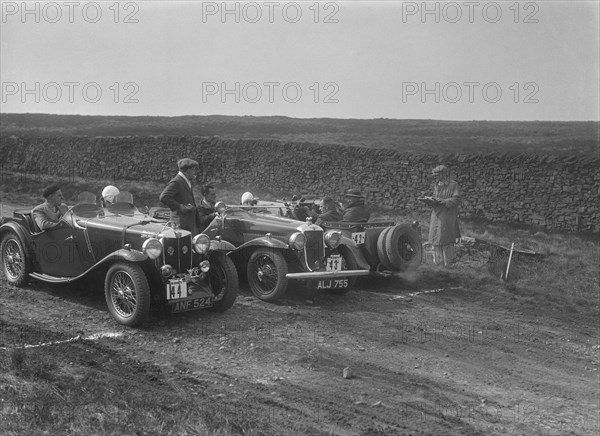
324;230;342;249
192;234;211;254
142;238;163;259
289;232;306;250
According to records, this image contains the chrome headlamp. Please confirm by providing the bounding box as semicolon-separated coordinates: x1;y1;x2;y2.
324;230;342;249
289;232;306;250
142;238;163;259
192;234;211;254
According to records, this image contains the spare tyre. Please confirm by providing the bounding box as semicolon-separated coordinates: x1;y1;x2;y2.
384;224;422;271
376;227;395;270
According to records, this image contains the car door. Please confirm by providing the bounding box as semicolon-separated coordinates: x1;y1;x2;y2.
30;221;87;277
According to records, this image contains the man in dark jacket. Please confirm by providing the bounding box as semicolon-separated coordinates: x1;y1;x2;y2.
197;184;217;232
32;184;68;231
342;189;371;222
315;197;343;226
159;158;200;234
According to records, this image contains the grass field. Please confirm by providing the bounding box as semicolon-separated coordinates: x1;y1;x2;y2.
2;113;598;155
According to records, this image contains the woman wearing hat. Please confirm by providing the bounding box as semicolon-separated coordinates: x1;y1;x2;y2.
428;165;461;266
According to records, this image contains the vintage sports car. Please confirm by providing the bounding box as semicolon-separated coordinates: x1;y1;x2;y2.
317;220;423;275
0;192;238;326
193;202;371;301
268;198;423;275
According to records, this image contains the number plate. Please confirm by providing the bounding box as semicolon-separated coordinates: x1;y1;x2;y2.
166;278;188;300
316;279;349;289
325;254;343;272
170;296;213;313
351;232;366;245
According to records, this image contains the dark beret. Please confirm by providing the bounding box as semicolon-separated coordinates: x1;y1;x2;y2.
177;158;199;171
345;188;363;198
42;184;61;199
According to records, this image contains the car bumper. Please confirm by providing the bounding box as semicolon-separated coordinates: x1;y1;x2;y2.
286;269;370;280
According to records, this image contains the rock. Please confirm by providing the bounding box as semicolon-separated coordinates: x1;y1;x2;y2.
343;367;352;379
172;338;181;344
372;401;382;407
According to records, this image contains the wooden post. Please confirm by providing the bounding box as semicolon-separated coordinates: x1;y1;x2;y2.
504;242;515;281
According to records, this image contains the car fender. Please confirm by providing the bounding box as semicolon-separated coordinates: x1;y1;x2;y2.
0;221;34;254
210;239;236;252
340;234;358;248
341;244;371;271
233;237;288;252
94;249;147;268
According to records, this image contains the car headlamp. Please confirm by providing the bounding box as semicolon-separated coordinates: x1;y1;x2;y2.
192;234;211;254
142;238;163;259
199;260;210;273
324;230;342;249
289;232;306;250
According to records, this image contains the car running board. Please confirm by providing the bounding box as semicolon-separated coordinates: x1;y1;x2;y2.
29;273;77;283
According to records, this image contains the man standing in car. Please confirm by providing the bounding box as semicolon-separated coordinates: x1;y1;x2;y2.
160;158;200;234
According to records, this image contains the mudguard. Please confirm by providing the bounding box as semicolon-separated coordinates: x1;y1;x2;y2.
344;244;371;271
233;237;288;252
0;221;34;257
210;239;236;252
339;234;358;248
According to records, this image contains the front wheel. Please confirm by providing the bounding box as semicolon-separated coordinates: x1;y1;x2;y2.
247;248;288;302
1;233;32;286
104;262;150;327
207;252;238;312
328;245;359;295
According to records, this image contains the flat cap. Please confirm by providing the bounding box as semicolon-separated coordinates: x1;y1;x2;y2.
177;158;199;170
432;165;448;174
42;184;61;199
344;188;363;198
322;196;336;204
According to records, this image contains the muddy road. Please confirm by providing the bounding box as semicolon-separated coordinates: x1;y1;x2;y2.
2;264;598;435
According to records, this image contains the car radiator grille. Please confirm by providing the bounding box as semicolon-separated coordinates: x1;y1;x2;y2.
163;234;192;273
304;230;324;271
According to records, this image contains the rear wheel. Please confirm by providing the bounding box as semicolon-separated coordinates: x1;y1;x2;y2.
207;252;238;312
1;233;32;286
104;262;150;327
328;245;358;295
376;227;395;270
247;248;288;301
384;224;422;272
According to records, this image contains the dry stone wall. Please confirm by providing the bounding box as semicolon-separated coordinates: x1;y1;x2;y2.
1;135;598;232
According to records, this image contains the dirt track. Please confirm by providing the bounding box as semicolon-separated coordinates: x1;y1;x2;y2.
2;261;598;435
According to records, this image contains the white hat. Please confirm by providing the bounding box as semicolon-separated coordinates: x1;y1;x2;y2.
102;185;120;204
241;192;255;205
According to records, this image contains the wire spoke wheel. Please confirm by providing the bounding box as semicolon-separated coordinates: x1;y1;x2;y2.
4;239;24;280
104;262;150;326
110;271;138;317
1;233;31;286
247;248;288;301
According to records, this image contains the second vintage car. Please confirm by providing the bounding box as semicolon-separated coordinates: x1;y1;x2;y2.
0;192;238;326
198;202;371;301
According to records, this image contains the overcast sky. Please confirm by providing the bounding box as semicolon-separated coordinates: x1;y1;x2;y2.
1;0;599;120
